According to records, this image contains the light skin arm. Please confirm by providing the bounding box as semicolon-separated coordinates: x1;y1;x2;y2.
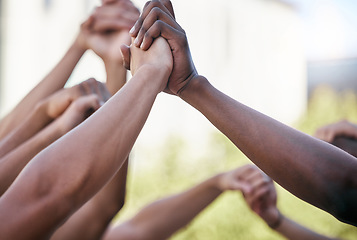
102;167;250;240
0;80;110;196
0;37;172;240
241;165;340;240
0;25;90;139
128;0;357;225
0;79;105;158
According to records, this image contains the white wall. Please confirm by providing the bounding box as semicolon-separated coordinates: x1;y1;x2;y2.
0;0;306;155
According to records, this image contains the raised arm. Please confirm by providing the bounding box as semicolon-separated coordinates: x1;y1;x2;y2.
49;3;140;238
128;0;357;226
102;166;250;240
0;79;110;196
51;160;129;240
0;37;172;239
240;165;340;240
0;18;94;139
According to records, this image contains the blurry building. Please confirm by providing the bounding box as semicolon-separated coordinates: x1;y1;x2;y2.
308;58;357;97
0;0;306;153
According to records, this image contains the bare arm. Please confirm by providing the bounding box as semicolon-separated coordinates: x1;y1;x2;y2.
0;37;172;239
102;167;250;240
129;0;357;225
0;39;86;139
240;165;339;240
0;82;109;195
50;3;139;238
51;159;129;240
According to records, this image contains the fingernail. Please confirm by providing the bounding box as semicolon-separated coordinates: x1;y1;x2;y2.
129;25;135;34
140;42;144;49
134;37;139;46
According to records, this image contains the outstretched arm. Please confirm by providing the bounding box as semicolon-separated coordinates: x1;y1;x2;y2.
0;79;110;196
241;165;340;240
0;20;93;139
128;0;357;225
102;166;250;240
0;37;172;239
51;160;129;240
50;3;139;238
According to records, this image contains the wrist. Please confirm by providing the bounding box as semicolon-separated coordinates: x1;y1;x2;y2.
72;36;88;56
266;209;283;229
34;100;53;122
134;65;170;93
178;75;209;99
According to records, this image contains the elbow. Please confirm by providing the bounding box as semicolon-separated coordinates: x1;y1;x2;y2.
327;174;357;226
330;190;357;226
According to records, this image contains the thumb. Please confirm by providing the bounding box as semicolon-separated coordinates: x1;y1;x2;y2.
230;181;251;195
120;44;131;70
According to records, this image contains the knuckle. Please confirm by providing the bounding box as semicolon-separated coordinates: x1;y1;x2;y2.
152;6;162;15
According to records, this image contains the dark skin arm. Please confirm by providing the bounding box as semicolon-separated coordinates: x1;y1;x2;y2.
0;79;110;196
50;2;137;239
101;165;250;240
0;37;172;239
241;165;340;240
126;0;357;226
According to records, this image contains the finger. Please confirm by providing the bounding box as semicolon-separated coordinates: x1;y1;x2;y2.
81;15;95;31
93;2;139;32
75;94;101;119
139;20;184;51
235;165;258;182
245;169;269;185
250;186;271;207
101;0;117;4
98;82;111;102
130;0;174;37
120;44;131;70
92;15;137;32
81;78;98;95
134;6;181;48
160;0;175;19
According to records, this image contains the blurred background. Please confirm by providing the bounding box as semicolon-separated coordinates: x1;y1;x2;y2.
1;0;357;239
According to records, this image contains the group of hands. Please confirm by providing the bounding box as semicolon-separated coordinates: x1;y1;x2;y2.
40;0;194;136
37;0;357;230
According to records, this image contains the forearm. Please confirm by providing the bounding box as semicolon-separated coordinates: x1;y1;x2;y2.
0;102;52;158
180;76;357;223
0;41;85;139
274;213;339;240
51;159;129;240
110;174;222;240
0;120;62;196
105;60;127;96
0;67;163;239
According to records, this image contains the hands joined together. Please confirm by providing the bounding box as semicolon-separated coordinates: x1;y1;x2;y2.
217;164;281;228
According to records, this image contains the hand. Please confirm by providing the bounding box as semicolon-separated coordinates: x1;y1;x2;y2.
41;78;110;120
127;0;197;95
238;165;280;228
216;165;254;194
120;37;173;92
314;120;357;143
54;94;103;134
75;0;139;63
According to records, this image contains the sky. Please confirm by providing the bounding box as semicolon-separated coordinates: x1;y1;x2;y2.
283;0;357;60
